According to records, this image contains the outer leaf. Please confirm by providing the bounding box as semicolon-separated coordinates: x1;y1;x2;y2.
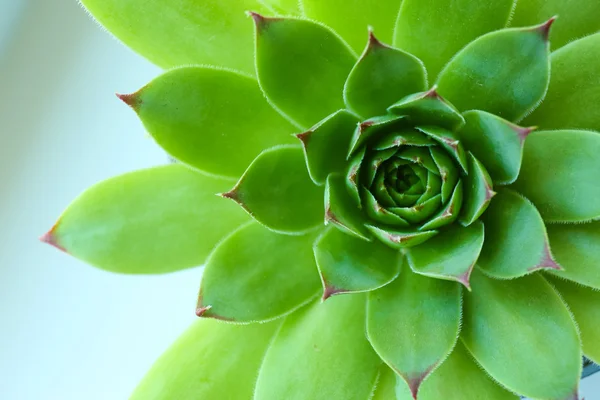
437;21;552;121
511;130;600;223
80;0;267;74
511;0;600;49
314;227;402;299
547;221;600;290
548;276;600;364
462;270;581;400
123;67;295;178
367;270;462;399
372;367;400;400
130;318;281;400
394;0;515;80
42;165;247;274
395;342;519;400
224;145;324;234
254;15;356;128
460;153;495;226
298;110;360;185
302;0;402;53
344;32;427;118
524;33;600;132
255;295;382;400
406;222;484;289
197;222;320;322
479;189;560;279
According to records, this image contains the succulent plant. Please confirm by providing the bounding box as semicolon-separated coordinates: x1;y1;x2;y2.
42;0;600;399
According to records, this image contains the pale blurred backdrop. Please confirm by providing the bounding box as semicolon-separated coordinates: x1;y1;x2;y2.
0;1;598;399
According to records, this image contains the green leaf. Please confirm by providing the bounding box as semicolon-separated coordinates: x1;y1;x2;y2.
123;67;295;178
479;189;560;279
416;126;468;173
388;88;465;131
130;318;282;400
302;0;402;53
197;222;321;322
511;0;600;49
419;182;463;231
394;0;515;80
462;270;581;400
254;15;356;128
436;21;552;121
429;147;459;204
314;227;401;299
406;222;484;289
366;225;438;250
395;342;519;400
259;0;300;15
524;32;600;132
325;174;371;240
367;270;462;399
372;367;400;400
344;32;427;118
43;165;247;274
255;295;382;400
349;115;406;156
547;276;600;365
546;221;600;290
298;110;360;185
511;130;600;223
460;153;495;226
224;145;324;234
459;110;533;184
80;0;267;74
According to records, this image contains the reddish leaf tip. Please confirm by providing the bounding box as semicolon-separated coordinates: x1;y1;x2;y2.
39;228;66;253
195;305;212;317
296;130;313;145
404;368;434;400
530;242;563;272
424;85;440;99
116;92;141;109
322;284;345;301
538;16;558;41
367;29;384;48
515;125;538;142
220;189;240;202
247;11;267;28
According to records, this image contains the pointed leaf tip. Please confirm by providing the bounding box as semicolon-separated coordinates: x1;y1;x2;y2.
195;305;212;317
529;243;563;272
406;368;434;400
537;16;558;41
516;126;538;141
367;29;384;48
322;284;344;301
295;130;312;144
116;92;140;109
247;11;267;27
39;229;66;252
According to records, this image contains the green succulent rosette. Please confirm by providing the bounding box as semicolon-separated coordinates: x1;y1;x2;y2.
43;1;600;399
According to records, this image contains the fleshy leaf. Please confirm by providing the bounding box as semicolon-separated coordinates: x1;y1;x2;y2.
511;130;600;223
366;225;438;250
429;147;459;203
416;126;468;173
547;276;600;364
314;227;402;299
367;270;462;399
130;318;281;400
344;32;427;118
388;88;465;130
419;182;463;231
547;221;600;290
460;153;495;226
462;270;581;400
524;33;600;132
122;67;295;178
436;21;552;121
372;367;400;400
42;165;247;274
197;222;320;322
80;0;267;74
325;174;371;240
255;295;382;400
254;15;356;128
406;221;484;289
349;115;406;155
479;189;560;279
459;110;533;184
394;0;515;80
298;110;360;185
223;145;324;234
395;342;519;400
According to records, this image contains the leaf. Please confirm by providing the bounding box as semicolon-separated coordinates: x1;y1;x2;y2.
122;67;295;178
394;0;515;80
511;130;600;223
416;126;468;173
258;0;300;15
349;115;406;155
367;270;462;399
511;0;600;49
547;276;600;365
42;165;247;274
366;225;438;250
80;0;267;74
344;32;427;118
395;342;519;400
462;270;581;400
197;222;321;322
255;295;382;400
546;221;600;290
460;153;495;226
302;0;402;53
479;189;560;279
436;21;552;121
325;174;371;240
388;88;465;131
372;366;400;400
314;227;402;299
254;15;356;128
298;110;360;185
524;32;600;132
224;145;324;234
130;318;281;400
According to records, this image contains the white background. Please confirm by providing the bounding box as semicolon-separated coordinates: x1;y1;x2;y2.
0;1;598;399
